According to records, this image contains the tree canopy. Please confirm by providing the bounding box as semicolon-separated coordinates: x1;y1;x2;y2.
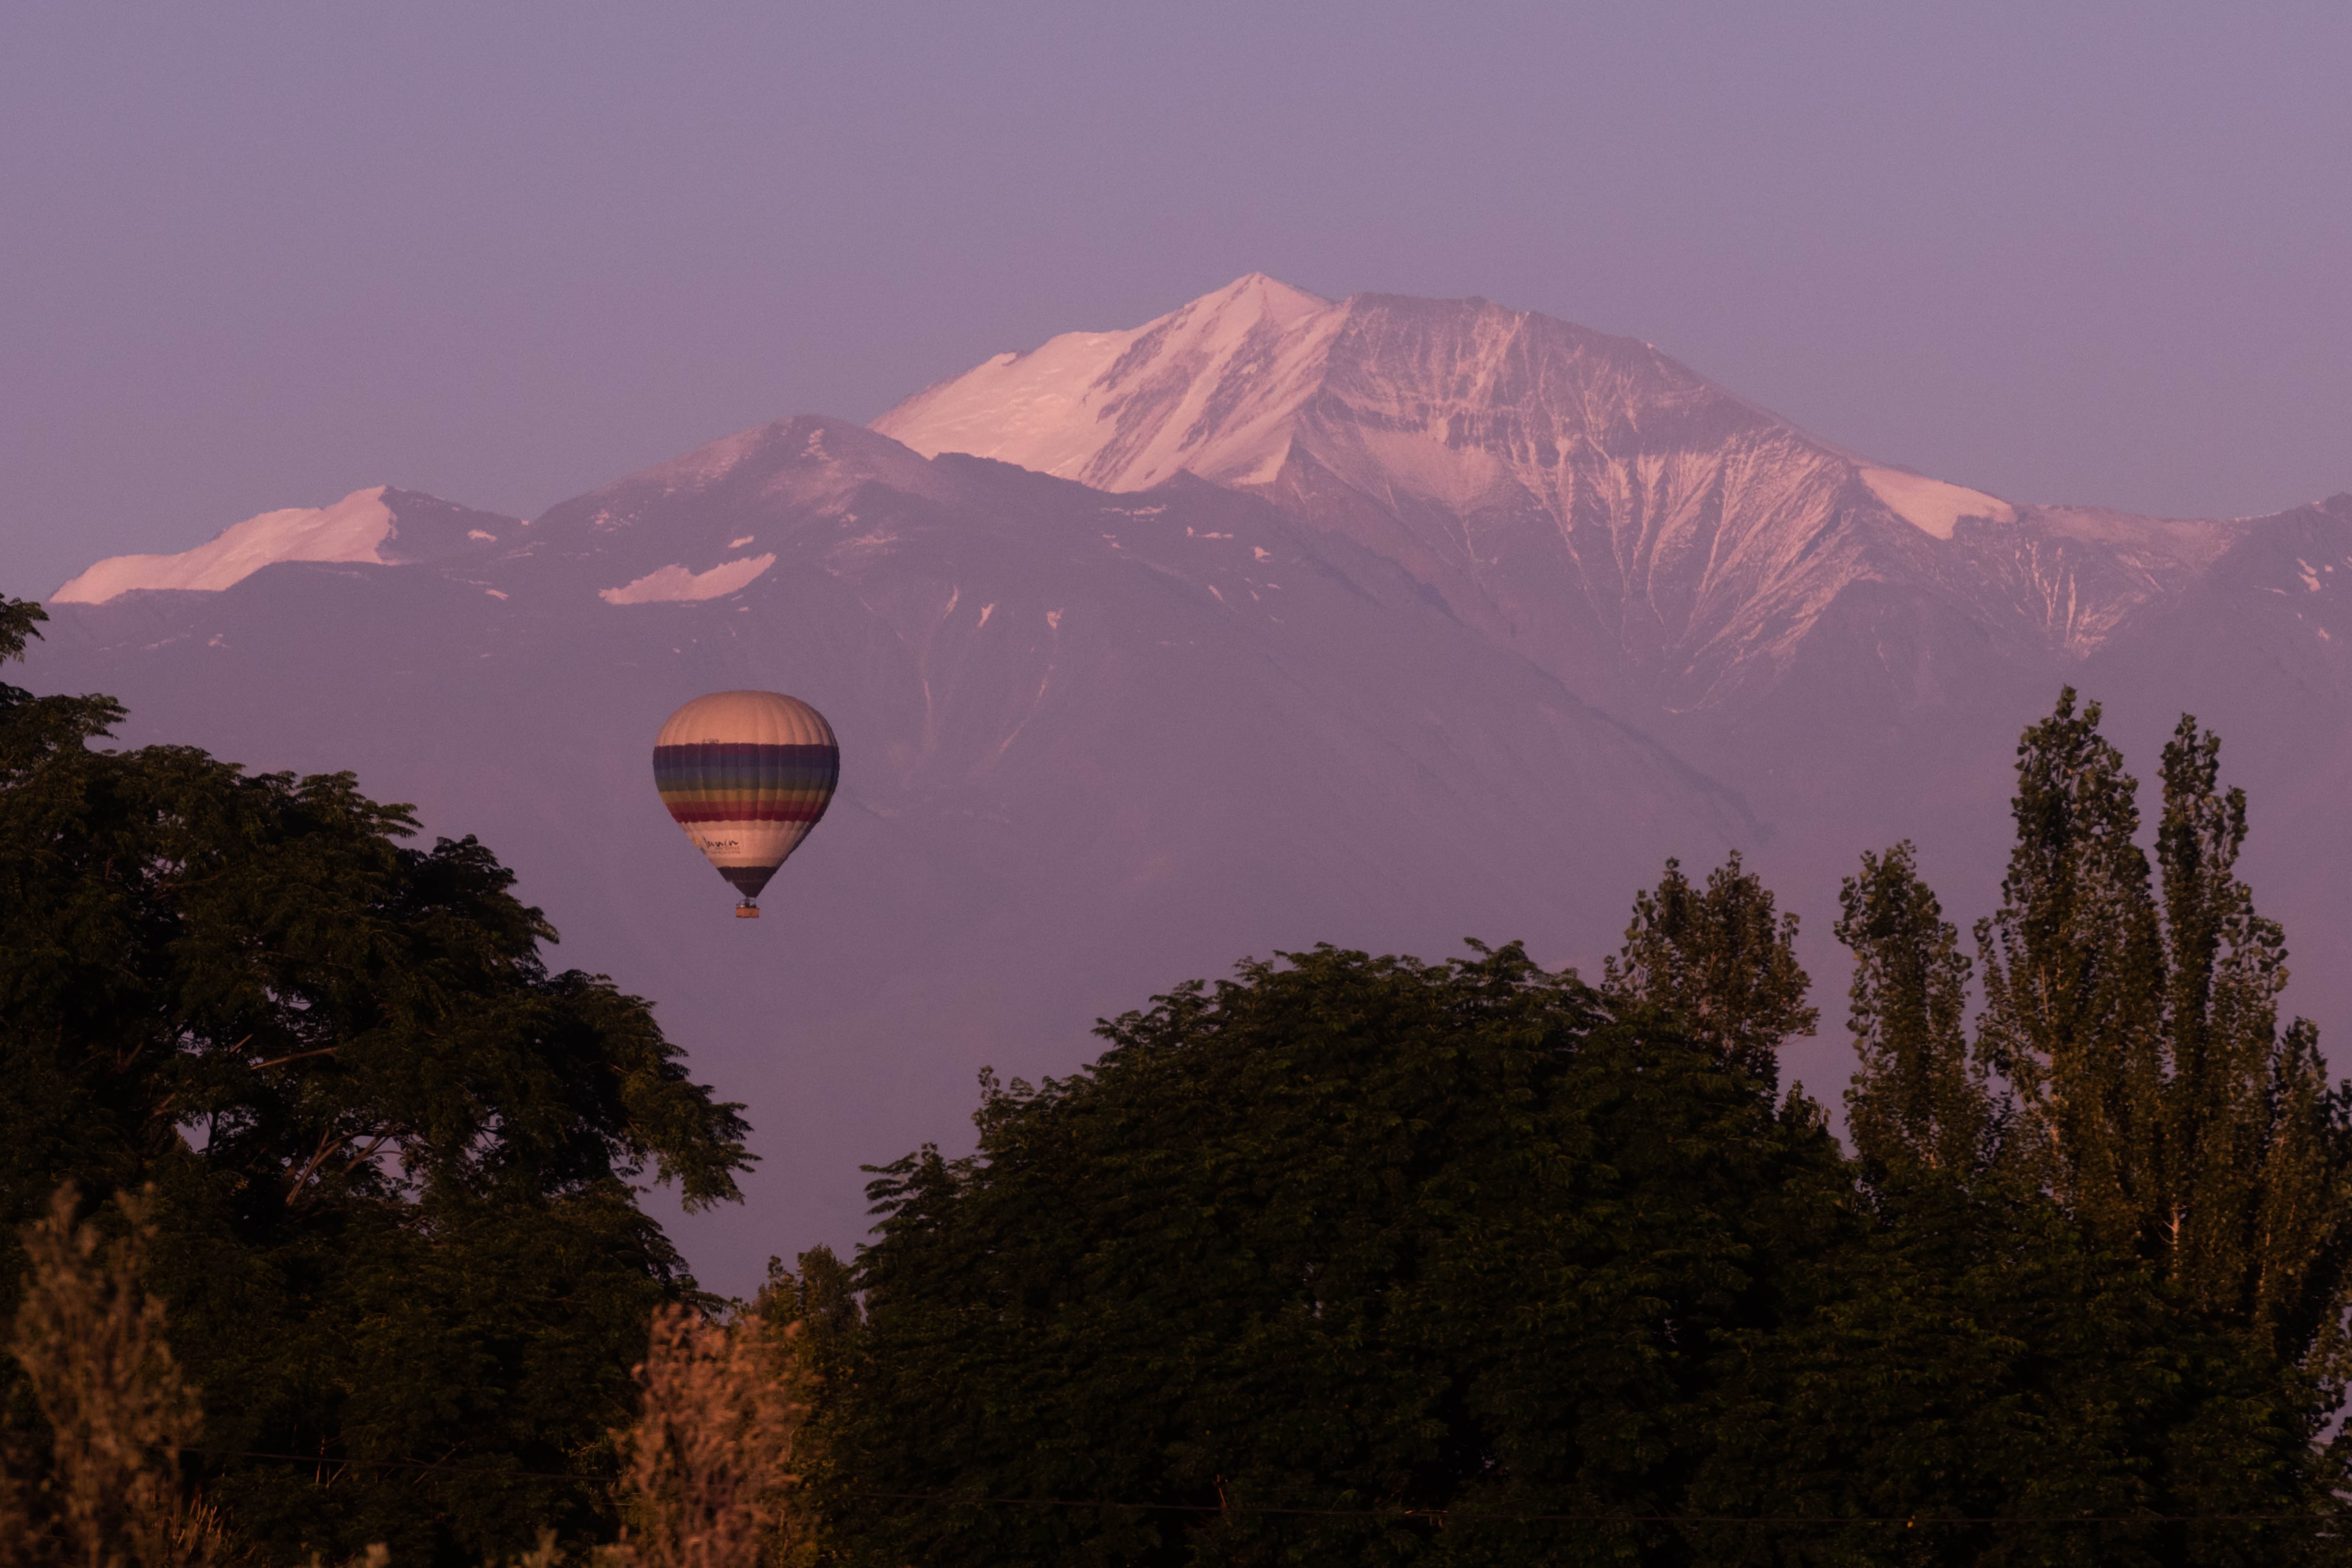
0;598;754;1566
832;943;1853;1566
822;692;2352;1567
1854;692;2352;1377
1836;841;1996;1180
1601;850;1817;1086
824;935;2342;1565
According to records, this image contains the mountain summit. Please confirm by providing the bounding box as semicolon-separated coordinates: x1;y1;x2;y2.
882;271;2005;532
53;487;516;603
877;275;2230;715
876;273;1337;493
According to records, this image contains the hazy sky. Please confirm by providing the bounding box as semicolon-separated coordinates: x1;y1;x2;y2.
4;2;2347;597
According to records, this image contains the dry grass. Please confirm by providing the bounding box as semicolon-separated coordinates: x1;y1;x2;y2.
597;1305;818;1568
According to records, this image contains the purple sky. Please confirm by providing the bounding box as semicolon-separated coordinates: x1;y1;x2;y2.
4;2;2347;598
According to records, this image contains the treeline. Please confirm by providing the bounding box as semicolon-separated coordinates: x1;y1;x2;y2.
5;591;2352;1566
811;694;2352;1565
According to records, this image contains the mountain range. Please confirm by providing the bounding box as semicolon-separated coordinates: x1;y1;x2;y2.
24;275;2352;1288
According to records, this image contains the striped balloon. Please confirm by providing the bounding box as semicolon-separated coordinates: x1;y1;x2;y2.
653;691;839;915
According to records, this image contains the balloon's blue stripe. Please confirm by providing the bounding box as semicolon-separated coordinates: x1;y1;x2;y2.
654;744;840;791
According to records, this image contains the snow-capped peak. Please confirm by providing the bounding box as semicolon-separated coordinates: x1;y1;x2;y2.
867;275;2075;708
50;487;522;603
54;487;398;603
873;274;2028;549
874;273;1340;492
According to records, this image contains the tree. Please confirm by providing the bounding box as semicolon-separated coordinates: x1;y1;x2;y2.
828;943;1854;1568
1603;852;1818;1086
1693;1175;2341;1568
5;1185;228;1568
0;598;755;1566
1974;688;2166;1247
1974;690;2352;1378
599;1303;817;1568
0;599;121;779
2153;716;2352;1370
1836;842;2000;1179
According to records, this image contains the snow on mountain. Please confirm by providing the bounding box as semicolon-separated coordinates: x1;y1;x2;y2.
55;487;398;602
868;275;2352;1051
878;276;2238;716
1859;468;2014;538
1935;504;2244;659
877;274;1341;491
600;554;778;604
53;487;517;603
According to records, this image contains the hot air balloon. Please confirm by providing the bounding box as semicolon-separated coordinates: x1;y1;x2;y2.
652;691;839;917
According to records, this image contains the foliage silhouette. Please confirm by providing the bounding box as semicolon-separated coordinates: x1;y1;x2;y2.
0;597;754;1567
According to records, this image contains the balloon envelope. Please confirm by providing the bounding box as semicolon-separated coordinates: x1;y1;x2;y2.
652;691;839;905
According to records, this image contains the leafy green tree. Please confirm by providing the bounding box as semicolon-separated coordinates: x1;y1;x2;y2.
756;1243;862;1567
1694;1175;2341;1568
2153;716;2352;1370
1836;842;2001;1180
1976;691;2352;1379
0;598;754;1566
1974;689;2167;1246
828;943;1852;1568
1604;852;1818;1086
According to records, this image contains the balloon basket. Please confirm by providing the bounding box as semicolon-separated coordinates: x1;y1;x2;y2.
734;902;761;919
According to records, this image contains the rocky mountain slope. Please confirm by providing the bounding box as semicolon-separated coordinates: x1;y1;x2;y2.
876;275;2352;1032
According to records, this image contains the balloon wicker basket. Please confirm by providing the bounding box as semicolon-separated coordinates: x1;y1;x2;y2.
734;901;761;919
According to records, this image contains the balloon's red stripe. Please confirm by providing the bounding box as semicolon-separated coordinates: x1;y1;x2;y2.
664;804;828;822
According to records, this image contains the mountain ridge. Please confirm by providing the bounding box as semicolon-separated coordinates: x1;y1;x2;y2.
874;275;2249;719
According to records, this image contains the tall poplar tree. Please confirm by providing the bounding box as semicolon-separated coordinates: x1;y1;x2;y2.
1973;689;2165;1249
1978;690;2352;1375
2153;716;2352;1368
1603;852;1817;1086
1836;841;2000;1179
